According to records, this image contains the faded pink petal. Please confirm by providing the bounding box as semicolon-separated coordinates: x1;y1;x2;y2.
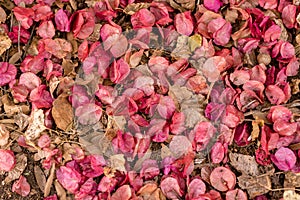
12;176;30;197
259;0;278;9
213;21;232;46
188;178;206;199
221;105;244;128
192;121;216;151
273;120;297;136
110;58;130;83
140;159;160;180
267;105;292;122
230;70;250;86
210;167;236;192
280;41;295;59
226;189;248;200
111;185;132;200
282;5;296;29
19;72;41;91
160;177;183;199
37;20;55;39
202;56;226;82
157;96;175;119
75;103;102;125
286;57;299;76
170;112;186;135
0;149;16;171
174;11;194;36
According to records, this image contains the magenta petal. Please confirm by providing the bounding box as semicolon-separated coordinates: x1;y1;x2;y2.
56;166;82;193
271;147;296;171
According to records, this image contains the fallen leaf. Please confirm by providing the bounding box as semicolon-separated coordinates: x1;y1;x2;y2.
0;7;6;23
54;180;67;200
123;3;151;15
25;109;46;141
0;124;9;146
0;34;12;56
44;163;55;197
34;165;46;192
229;153;259;176
238;174;271;198
283;190;300;200
51;95;74;131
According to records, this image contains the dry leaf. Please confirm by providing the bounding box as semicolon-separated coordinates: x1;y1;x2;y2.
25;109;46;141
284;172;300;188
44;163;55;197
9;52;22;65
123;3;151;15
238;174;271;198
109;154;126;172
0;7;6;23
229;153;259;176
0;34;11;56
14;113;29;131
0;124;9;146
283;190;300;200
51;94;74;131
4;154;27;183
34;165;46;192
54;180;67;200
2;95;30;117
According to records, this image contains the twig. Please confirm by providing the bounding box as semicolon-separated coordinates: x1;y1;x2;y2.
17;22;21;54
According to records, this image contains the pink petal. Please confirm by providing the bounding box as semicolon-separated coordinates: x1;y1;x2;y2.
54;9;70;32
160;177;183;199
271;147;296;171
12;175;30;197
210;167;236;192
56;166;82;193
0;149;16;171
174;11;194;36
0;62;17;86
265;85;286;105
37;20;55;39
131;9;155;29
